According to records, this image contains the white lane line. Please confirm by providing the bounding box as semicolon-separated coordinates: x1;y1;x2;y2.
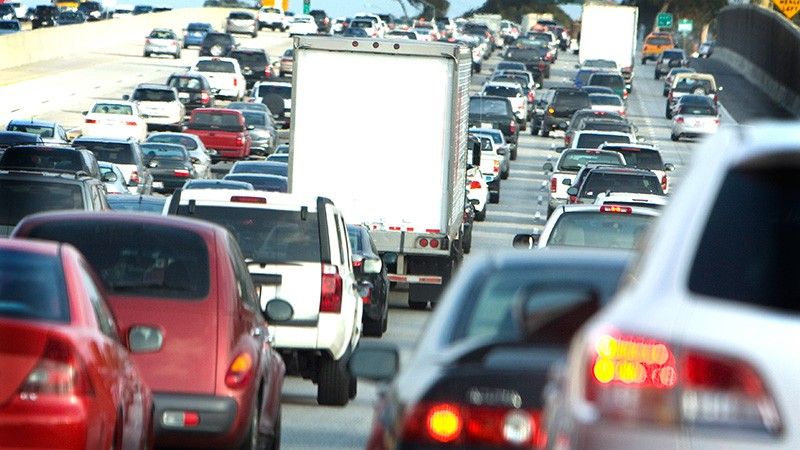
488;211;539;220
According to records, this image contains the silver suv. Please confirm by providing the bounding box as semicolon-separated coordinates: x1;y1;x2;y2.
226;10;258;38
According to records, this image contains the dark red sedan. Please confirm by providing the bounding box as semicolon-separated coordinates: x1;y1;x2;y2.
14;212;285;449
0;238;153;450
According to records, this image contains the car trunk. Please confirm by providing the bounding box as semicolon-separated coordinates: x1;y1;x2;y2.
136;100;176;120
0;321;49;405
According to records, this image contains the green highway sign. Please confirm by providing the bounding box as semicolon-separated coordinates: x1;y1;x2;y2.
303;0;310;14
657;12;673;29
677;18;693;34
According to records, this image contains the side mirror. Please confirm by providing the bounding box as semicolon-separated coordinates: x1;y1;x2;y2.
514;284;601;343
664;163;675;171
349;342;400;382
554;146;566;153
574;63;580;69
363;258;382;274
101;172;118;183
122;94;130;101
470;198;480;205
542;162;553;172
512;233;539;249
147;160;158;168
562;178;572;186
264;298;294;322
140;114;150;119
82;111;88;116
566;186;578;196
717;86;724;92
497;147;507;155
190;157;200;164
128;325;163;353
247;124;255;130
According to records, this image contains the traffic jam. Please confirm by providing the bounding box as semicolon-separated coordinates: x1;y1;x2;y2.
0;2;794;450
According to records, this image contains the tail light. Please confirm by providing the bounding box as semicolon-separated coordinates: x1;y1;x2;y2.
564;135;572;146
568;194;577;204
224;352;253;388
545;52;553;61
320;264;343;313
233;78;238;87
539;62;546;71
676;117;685;123
200;92;210;104
493;159;500;175
714;118;721;125
509;120;517;134
401;402;544;447
264;67;271;78
661;175;668;191
236;136;243;145
584;332;782;436
528;91;535;103
713;94;719;104
19;338;92;397
469;180;481;189
550;177;557;192
600;205;632;214
173;169;191;178
419;238;428;248
125;121;137;126
85;119;97;124
130;170;140;185
623;91;629;100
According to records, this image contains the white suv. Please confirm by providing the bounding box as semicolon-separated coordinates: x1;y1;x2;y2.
168;189;365;406
258;6;288;31
123;83;185;131
190;57;247;101
543;123;800;449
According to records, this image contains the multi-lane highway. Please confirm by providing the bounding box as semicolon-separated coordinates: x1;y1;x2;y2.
0;31;740;449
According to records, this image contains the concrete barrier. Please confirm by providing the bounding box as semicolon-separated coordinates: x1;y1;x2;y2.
0;8;234;71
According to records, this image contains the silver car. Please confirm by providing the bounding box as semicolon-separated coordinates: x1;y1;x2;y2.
144;28;181;58
225;11;258;38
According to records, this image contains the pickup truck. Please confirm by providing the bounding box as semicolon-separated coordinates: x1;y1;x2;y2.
190;57;246;101
542;148;625;217
184;108;251;161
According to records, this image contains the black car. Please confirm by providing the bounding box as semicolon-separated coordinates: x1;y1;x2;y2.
166;72;214;112
107;194;166;213
230;48;271;87
0;131;44;149
468;96;518;150
56;11;86;25
503;47;548;79
229;160;287;177
140;143;195;193
222;173;287;192
77;1;109;20
0;145;101;180
309;9;330;33
540;88;591;137
351;249;631;450
347;224;389;338
31;5;58;29
199;32;236;57
132;5;153;15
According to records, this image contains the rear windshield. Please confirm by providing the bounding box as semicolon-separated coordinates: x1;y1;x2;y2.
350;20;373;28
168;76;204;91
554;91;591;108
261;7;279;13
580;172;664;198
25;222;210;299
589;74;625;89
175;206;320;263
505;48;539;60
91;103;132;115
0;21;20;30
576;70;595;86
497;62;524;71
147;134;198;150
195;60;235;73
223;174;287;192
141;144;187;160
7;124;53;138
75;142;135;164
256;84;291;99
132;88;175;102
679;105;716;116
0;179;84;227
674;78;714;94
228;12;253;19
483;86;519;97
582;122;631;134
662;50;683;59
615;149;664;170
187;23;209;31
230;162;287;177
590;95;622;106
470;98;511;116
689;166;800;312
0;249;69;323
646;37;672;46
149;30;175;39
107;197;165;213
204;34;233;45
232;51;267;66
189;112;243;132
548;212;654;250
576;133;631;149
242;111;266;126
0;149;83;172
558;150;623;172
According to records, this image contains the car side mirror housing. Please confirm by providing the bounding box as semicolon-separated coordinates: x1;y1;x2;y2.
363;258;382;274
562;178;572;186
349;342;400;382
101;172;118;183
128;325;163;353
664;163;675;171
122;94;130;101
147;160;158;168
567;186;578;196
512;233;539;249
82;111;88;116
247;125;255;130
542;162;553;172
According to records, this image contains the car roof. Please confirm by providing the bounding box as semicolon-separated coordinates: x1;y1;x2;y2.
176;188;321;211
558;204;661;217
7;119;56;127
585;166;659;176
196;56;236;62
73;136;133;144
134;83;173;90
254;81;291;87
0;237;61;256
600;143;658;151
484;81;520;89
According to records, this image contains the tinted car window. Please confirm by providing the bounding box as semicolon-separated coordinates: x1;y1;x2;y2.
26;222;210;299
0;249;69;323
242;111;266;126
505;48;539;60
0;21;20;31
132;89;176;102
203;33;233;45
662;50;683;59
576;133;631;149
580;172;664;198
256;84;291;99
6;124;54;138
187;23;210;32
674;78;714;94
230;161;288;177
232;51;267;66
614;149;664;170
190;112;243;132
678;105;717;116
223;174;287;192
228;12;253;20
646;37;672;46
589;74;625;90
554;91;591;109
582;122;632;134
689;166;800;312
75;142;135;164
149;30;175;39
0;148;84;172
168;76;204;91
195;60;235;73
141;144;187;160
558;150;623;171
470;98;511;116
0;180;84;227
92;104;132;115
548;212;654;249
483;86;519;97
589;94;622;106
176;206;320;263
107;196;165;213
147;134;199;150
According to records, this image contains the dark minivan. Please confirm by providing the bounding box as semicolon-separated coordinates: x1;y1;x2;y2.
199;32;236;57
468;95;518;150
541;88;592;137
167;72;215;112
230;48;271;88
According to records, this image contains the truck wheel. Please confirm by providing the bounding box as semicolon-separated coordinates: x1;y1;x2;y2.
475;207;486;222
317;355;350;406
408;296;428;310
363;316;384;337
348;373;357;400
501;168;509;180
490;191;500;204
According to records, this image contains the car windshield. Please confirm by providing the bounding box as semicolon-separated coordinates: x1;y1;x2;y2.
256;84;291;99
581;172;664;198
168;76;203;90
176;206;320;263
558;150;623;172
132;88;175;102
470;98;511;116
242;111;266;126
590;94;622;106
149;30;174;39
679;105;717;116
147;134;198;150
548;212;653;249
614;149;664;170
230;161;287;177
195;60;235;73
0;249;69;323
229;12;252;20
25;222;210;299
647;37;672;46
232;51;267;66
189;112;243;132
7;124;54;138
576;133;632;149
0;179;84;228
75;142;134;164
141;144;187;161
589;74;625;89
92;103;132;115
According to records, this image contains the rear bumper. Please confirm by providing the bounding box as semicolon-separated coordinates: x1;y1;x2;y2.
0;398;93;449
154;393;247;448
544;116;569;130
268;312;351;360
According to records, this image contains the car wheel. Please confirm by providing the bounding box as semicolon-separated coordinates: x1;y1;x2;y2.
475;207;486;221
317;355;350;406
501;169;509;180
511;147;518;160
348;373;357;400
654;72;660;80
641;58;646;65
239;399;268;450
266;407;281;450
662;90;668;97
143;51;150;57
363;316;384;337
665;108;672;119
671;133;679;142
490;190;500;204
540;127;550;138
252;31;258;38
174;51;180;59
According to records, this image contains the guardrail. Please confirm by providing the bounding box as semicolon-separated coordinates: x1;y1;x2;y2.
0;8;233;71
716;4;800;116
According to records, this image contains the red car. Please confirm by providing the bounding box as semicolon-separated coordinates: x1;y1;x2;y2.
184;108;252;162
0;238;153;450
13;212;286;449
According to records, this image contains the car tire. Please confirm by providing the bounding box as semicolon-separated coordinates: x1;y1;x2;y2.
174;51;180;59
654;72;660;80
547;204;555;218
641;58;646;65
671;133;679;142
266;408;280;450
408;299;428;310
540;127;550;138
662;90;668;97
252;31;258;38
363;316;384;337
239;398;268;450
511;147;517;160
665;108;672;119
490;190;500;204
143;51;150;57
501;169;509;180
317;355;350;406
475;207;486;222
348;373;357;400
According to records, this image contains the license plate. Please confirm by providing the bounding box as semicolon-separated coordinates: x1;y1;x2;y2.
178;92;189;99
480;122;493;129
152;182;164;189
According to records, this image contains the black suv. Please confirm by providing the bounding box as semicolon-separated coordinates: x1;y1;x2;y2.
540;88;591;137
468;95;518;153
31;5;58;29
199;32;236;57
0;145;101;180
72;137;154;194
166;72;215;112
309;9;330;33
230;48;271;88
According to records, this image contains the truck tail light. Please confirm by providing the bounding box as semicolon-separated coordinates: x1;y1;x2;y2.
320;264;343;313
224;352;253;388
233;78;238;87
584;332;781;436
19;338;93;397
661;175;668;191
469;180;481;189
145;38;151;44
264;67;271;78
550;177;557;193
173;169;191;178
125;121;137;126
85;119;97;124
493;159;500;175
564;134;572;146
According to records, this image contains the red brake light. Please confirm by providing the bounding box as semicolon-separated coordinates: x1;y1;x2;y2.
509;120;517;134
233;78;238;87
550;177;557;193
173;169;191;178
661;175;668;191
125;121;137;126
469;180;481;189
676;116;685;123
224;352;253;388
493;159;500;174
200;92;210;104
230;196;266;203
19;338;92;397
130;170;140;184
600;205;632;214
528;91;535;103
320;264;343;313
418;238;428;248
429;239;439;249
85;119;97;124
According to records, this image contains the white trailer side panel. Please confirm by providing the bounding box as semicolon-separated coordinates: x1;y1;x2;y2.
579;4;638;70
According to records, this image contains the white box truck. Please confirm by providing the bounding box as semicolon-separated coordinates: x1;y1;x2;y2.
578;3;638;90
521;12;554;33
289;36;471;309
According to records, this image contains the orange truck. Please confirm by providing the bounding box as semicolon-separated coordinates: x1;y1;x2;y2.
641;32;675;64
261;0;289;9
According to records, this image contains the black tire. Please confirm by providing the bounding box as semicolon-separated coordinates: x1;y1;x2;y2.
252;31;258;38
641;58;647;65
671;133;679;142
490;190;500;204
174;52;180;59
546;204;555;219
463;235;472;254
143;52;150;57
408;298;428;310
501;169;509;180
268;408;281;450
348;373;357;400
662;90;668;97
239;399;268;450
654;72;660;80
665;108;672;119
541;127;550;138
381;308;388;333
363;316;383;337
475;207;486;222
317;355;350;406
